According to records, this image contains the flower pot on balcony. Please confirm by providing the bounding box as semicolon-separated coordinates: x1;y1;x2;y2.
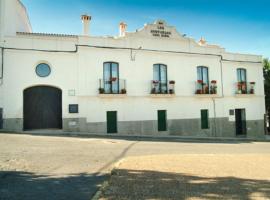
169;89;174;94
196;89;202;94
99;88;105;94
169;80;175;84
121;89;127;94
151;88;157;94
110;77;117;82
197;80;203;84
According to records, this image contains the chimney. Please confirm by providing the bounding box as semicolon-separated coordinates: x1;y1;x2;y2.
81;15;91;36
119;22;127;37
198;37;207;46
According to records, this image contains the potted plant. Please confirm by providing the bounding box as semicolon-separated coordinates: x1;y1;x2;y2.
169;89;174;94
210;80;217;94
110;77;117;82
152;80;159;85
98;88;104;94
151;88;156;94
169;80;175;84
196;89;202;94
241;81;247;94
250;82;255;94
237;82;242;94
197;80;203;84
121;88;127;94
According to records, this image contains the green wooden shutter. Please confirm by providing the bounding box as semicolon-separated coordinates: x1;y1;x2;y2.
201;109;209;129
107;111;117;133
158;110;167;131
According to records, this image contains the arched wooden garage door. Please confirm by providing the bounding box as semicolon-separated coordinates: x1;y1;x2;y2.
23;86;62;130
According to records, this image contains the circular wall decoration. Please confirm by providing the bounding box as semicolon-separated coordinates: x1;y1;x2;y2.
36;63;51;77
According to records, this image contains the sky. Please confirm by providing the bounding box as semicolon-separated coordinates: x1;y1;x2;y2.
21;0;270;58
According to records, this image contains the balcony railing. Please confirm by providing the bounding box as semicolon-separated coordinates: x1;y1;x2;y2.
151;80;175;94
235;82;255;94
99;78;126;94
195;80;217;95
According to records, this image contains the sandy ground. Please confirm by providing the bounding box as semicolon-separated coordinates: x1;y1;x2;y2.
100;155;270;200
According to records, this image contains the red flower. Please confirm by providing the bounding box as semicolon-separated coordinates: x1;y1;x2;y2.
197;80;203;84
110;77;117;82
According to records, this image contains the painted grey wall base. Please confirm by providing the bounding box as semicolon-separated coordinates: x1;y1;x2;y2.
1;118;265;139
62;117;265;138
3;118;23;131
246;120;265;139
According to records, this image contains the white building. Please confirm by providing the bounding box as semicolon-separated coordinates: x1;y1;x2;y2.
0;0;266;138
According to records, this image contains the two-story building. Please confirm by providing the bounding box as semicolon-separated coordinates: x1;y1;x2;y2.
0;0;266;138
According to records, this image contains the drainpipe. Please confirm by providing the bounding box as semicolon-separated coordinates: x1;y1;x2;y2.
0;47;3;85
212;98;217;137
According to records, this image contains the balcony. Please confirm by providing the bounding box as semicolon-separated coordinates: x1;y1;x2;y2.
98;78;127;97
195;80;217;96
235;82;255;96
150;80;175;96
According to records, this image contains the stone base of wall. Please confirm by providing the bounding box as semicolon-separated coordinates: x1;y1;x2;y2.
62;117;265;139
1;117;266;139
2;118;23;131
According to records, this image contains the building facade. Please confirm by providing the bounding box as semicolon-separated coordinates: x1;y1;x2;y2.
0;0;266;138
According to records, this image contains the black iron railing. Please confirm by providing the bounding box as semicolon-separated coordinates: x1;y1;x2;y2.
99;79;126;94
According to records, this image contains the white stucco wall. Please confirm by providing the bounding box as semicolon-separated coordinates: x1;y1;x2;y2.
0;0;32;39
0;2;265;131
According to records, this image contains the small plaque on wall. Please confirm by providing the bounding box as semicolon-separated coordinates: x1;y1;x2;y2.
229;109;234;116
69;104;79;113
68;89;76;96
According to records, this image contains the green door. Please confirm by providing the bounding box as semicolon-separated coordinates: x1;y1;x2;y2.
158;110;167;131
107;111;117;133
201;109;209;129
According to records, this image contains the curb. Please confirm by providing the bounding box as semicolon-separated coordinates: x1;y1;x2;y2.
91;159;124;200
0;130;269;142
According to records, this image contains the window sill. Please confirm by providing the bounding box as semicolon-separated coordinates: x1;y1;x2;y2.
235;94;255;98
194;94;220;98
98;94;127;98
149;94;176;98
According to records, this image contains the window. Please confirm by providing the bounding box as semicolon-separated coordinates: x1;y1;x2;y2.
153;64;167;93
237;68;247;93
158;110;167;131
197;66;209;94
237;68;247;83
69;104;79;113
103;62;119;94
36;63;51;77
201;109;209;129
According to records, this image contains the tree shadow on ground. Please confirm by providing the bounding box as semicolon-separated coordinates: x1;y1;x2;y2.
0;171;107;200
101;169;270;200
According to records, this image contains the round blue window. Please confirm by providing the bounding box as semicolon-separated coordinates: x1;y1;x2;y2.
36;63;51;77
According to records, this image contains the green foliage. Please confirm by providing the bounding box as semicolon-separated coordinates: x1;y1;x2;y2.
264;58;270;115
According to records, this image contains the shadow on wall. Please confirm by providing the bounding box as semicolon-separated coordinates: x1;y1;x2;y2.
0;171;107;200
101;169;270;200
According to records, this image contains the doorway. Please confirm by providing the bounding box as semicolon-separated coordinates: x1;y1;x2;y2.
235;109;247;136
107;111;117;133
23;86;62;130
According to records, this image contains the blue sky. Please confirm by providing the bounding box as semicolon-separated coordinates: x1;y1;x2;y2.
21;0;270;58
